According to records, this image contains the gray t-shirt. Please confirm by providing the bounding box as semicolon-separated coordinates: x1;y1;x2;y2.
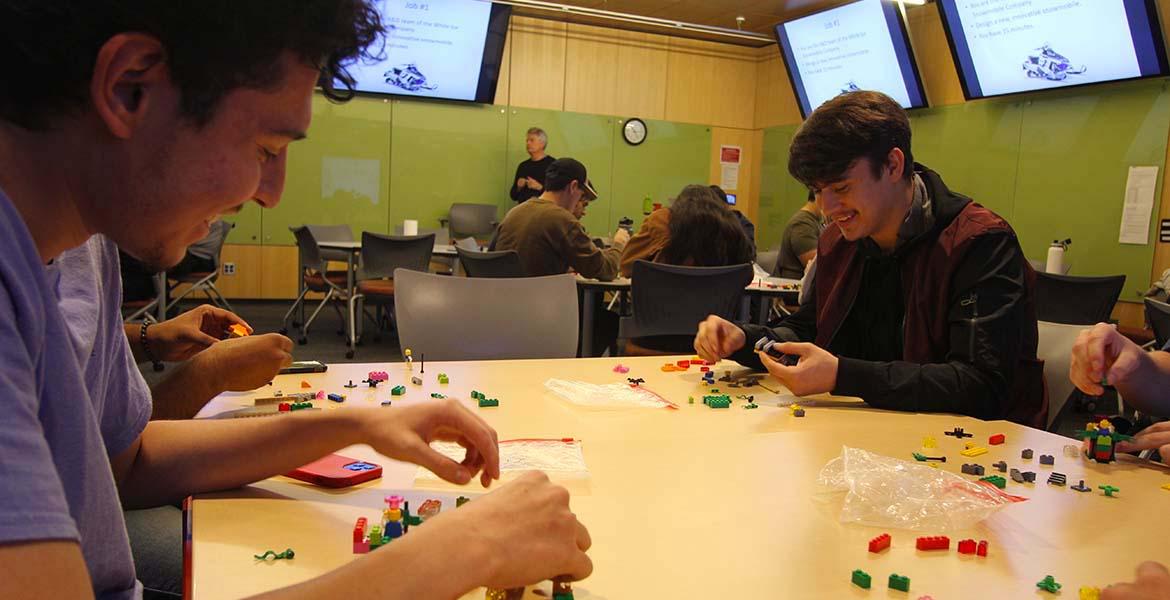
777;207;822;279
0;189;149;599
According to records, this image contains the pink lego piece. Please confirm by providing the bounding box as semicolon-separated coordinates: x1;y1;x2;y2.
315;390;325;400
353;540;369;554
367;371;389;382
385;495;404;509
612;364;629;373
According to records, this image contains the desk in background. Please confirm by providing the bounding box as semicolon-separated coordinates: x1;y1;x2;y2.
189;355;1170;599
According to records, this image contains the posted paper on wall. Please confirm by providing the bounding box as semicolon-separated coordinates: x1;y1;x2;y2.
719;145;741;191
1119;166;1158;245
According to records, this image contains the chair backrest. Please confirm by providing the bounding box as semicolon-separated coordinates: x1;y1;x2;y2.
394;269;579;360
1036;320;1091;430
291;226;328;274
1145;297;1170;349
756;249;780;276
306;224;354;243
1034;272;1126;325
394;226;451;245
457;247;525;278
188;220;234;269
629;261;753;337
448;203;498;239
359;232;434;280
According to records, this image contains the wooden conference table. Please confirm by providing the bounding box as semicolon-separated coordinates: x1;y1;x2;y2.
576;275;801;356
189;355;1170;599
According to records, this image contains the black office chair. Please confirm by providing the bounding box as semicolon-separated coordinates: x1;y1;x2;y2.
457;247;524;278
619;260;753;355
440;203;498;242
1145;297;1170;349
1034;273;1126;325
348;232;435;358
281;226;350;344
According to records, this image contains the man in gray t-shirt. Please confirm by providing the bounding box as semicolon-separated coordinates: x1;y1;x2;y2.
776;192;823;279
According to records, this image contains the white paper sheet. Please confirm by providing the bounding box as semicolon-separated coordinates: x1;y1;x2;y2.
1119;166;1158;245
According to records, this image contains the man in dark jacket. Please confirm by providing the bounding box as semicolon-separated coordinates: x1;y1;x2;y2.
693;91;1045;427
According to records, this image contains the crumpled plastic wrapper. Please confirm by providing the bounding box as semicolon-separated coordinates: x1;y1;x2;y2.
544;378;677;409
817;446;1026;531
417;438;589;481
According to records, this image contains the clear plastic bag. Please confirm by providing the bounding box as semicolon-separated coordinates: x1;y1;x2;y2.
817;446;1026;531
417;438;590;481
544;378;678;410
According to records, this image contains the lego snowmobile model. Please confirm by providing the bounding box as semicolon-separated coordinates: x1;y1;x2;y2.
840;81;861;94
1022;44;1086;81
384;63;438;92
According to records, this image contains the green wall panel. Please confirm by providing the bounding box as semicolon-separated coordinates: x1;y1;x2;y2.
269;95;392;245
390;100;508;233
221;202;263;245
611;119;711;232
909;101;1023;219
1012;81;1170;301
757;124;808;251
505;108;615;236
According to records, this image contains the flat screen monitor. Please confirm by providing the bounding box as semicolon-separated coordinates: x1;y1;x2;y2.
936;0;1170;99
774;0;928;117
344;0;510;103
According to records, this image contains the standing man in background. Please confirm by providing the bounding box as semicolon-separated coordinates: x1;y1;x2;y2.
510;127;556;203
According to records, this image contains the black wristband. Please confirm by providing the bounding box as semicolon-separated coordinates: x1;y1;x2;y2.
141;322;163;371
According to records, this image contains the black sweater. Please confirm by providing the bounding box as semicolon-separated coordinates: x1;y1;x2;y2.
509;156;556;203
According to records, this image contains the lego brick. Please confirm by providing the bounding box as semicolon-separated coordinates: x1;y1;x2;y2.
277;402;290;412
390;385;406;396
1064;444;1081;458
1079;586;1100;600
988;433;1005;445
344;380;357;388
411;376;422;385
437;373;449;384
612;364;629;373
915;536;950;551
300;380;311;388
1071;480;1091;492
976;540;988;557
699;366;710;372
959;446;988;458
703;395;731;409
792;408;805;417
471;391;484;399
922;436;937;448
1039;454;1054;465
353;517;368;543
227;323;249;338
961;463;985;476
980;475;1007;489
1010;468;1024;483
1047;473;1067;486
327;393;345;402
912;452;946;462
888;573;910;592
1022;449;1034;459
868;533;891;553
676;360;690;368
992;461;1007;472
1099;484;1119;497
1036;575;1062;594
957;539;977;554
851;569;872;589
353;539;369;554
944;427;973;438
478;398;499;408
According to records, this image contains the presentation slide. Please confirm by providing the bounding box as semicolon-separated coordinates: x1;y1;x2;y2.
348;0;493;101
938;0;1169;98
776;0;927;116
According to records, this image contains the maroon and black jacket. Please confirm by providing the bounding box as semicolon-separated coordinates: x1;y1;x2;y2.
733;166;1046;427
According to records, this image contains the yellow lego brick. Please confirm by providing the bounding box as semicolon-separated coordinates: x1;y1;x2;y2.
1161;483;1170;491
922;436;937;449
1079;586;1100;600
960;446;988;457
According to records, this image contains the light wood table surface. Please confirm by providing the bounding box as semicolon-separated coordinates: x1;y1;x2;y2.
190;355;1170;599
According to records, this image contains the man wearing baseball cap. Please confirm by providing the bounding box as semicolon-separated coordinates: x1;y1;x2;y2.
492;157;630;281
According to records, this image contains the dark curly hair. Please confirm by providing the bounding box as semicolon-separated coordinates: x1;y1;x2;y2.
788;90;913;190
658;185;754;268
0;1;384;130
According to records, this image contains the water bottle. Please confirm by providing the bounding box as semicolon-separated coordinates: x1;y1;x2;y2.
642;195;652;216
1046;238;1071;274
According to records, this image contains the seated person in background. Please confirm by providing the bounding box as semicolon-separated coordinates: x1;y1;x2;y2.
620;184;755;277
692;91;1045;426
709;185;757;257
492;157;629;281
509;127;555;203
776;190;823;279
0;2;590;597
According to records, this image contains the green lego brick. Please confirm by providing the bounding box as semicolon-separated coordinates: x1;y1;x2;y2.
888;573;910;592
390;385;406;396
1036;575;1062;594
478;398;499;408
456;496;470;507
702;394;730;408
851;569;871;589
430;393;446;399
471;390;484;399
980;475;1007;489
437;373;449;384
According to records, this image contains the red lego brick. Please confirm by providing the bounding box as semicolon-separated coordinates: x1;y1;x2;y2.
277;402;290;412
353;517;368;543
989;433;1005;445
699;366;710;372
677;360;690;368
976;540;988;557
915;536;950;551
868;533;891;553
957;539;976;554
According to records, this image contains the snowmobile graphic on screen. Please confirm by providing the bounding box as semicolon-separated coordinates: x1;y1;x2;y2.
384;63;438;92
1022;44;1087;81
